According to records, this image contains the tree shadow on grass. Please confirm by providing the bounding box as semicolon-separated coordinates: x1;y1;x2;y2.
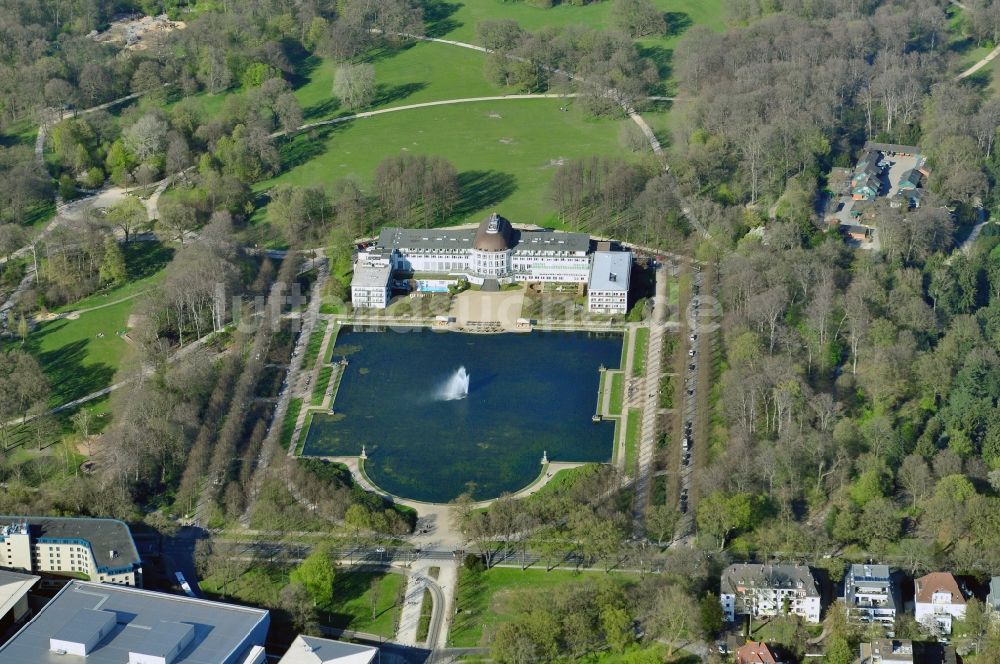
123;242;174;281
325;571;391;630
304;97;340;120
960;68;993;92
664;11;693;38
421;0;462;38
22;334;115;405
453;170;518;219
371;82;428;108
278;125;340;171
638;44;675;85
283;38;320;87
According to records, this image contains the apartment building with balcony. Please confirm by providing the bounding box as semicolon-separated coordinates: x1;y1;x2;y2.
844;564;900;631
720;563;822;624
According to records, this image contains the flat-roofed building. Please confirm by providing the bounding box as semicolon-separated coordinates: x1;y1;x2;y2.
844;564;899;631
0;570;39;637
350;257;392;309
587;251;632;314
0;516;142;587
860;638;914;664
0;580;269;664
277;635;378;664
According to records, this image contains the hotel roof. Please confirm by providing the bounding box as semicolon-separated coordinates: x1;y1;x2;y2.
278;635;378;664
0;570;38;619
0;580;269;664
588;251;632;292
0;516;140;574
376;220;590;255
351;259;392;289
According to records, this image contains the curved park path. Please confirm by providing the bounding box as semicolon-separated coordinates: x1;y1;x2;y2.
958;43;1000;79
273;92;678;139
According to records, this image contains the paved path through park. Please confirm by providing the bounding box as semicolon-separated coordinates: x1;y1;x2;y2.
631;264;669;535
958;43;1000;79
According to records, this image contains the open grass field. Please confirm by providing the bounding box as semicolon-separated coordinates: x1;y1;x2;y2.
5;243;173;407
53;243;173;313
326;570;406;638
450;566;637;647
294;41;506;123
258;99;632;240
174;38;505;128
312;365;333;406
201;566;404;638
0;118;37;148
429;0;726;50
18;299;134;406
302;319;329;371
280;397;303;450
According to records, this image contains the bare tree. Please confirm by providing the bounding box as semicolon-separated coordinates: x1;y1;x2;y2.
333;63;375;111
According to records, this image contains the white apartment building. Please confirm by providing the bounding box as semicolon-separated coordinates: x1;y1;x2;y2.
349;258;391;309
350;213;633;309
587;251;631;314
720;564;822;624
844;564;899;631
0;517;142;587
914;572;966;635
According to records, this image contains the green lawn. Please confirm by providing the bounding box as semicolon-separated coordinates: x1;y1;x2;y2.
312;365;333;406
202;567;404;639
14;298;135;406
749;614;821;646
53;243;173;313
295;41;506;122
281;397;303;450
450;567;636;647
326;570;406;638
415;588;434;643
632;326;649;377
201;566;287;608
302;320;329;371
625;408;642;475
430;0;726;52
258;99;632;241
5;243;175;407
608;372;623;416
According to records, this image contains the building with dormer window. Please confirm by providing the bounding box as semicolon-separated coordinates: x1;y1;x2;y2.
914;572;966;635
719;564;822;624
351;213;632;310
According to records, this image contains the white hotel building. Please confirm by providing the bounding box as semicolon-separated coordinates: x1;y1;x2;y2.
0;517;142;587
352;213;632;314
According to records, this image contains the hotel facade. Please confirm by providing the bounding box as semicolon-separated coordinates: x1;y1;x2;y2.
0;517;142;587
351;213;632;314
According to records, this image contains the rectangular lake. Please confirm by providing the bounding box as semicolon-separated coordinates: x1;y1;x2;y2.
302;326;623;503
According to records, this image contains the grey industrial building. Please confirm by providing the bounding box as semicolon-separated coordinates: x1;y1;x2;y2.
0;580;269;664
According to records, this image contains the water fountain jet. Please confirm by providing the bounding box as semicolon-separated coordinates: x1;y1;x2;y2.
438;366;470;401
